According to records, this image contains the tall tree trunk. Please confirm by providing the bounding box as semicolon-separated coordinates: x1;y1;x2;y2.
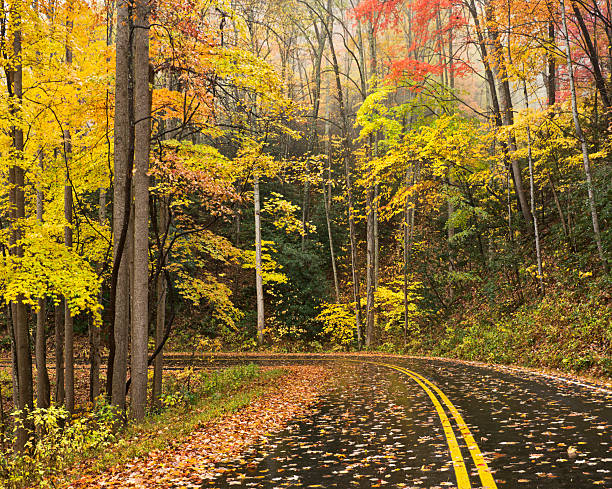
8;305;18;410
468;0;530;225
54;302;64;404
403;205;410;348
447;26;456;302
368;21;379;292
560;0;609;273
323;114;340;302
523;81;545;294
112;0;133;411
467;0;502;126
130;0;151;420
63;11;75;414
301;23;327;251
571;1;611;109
365;185;375;348
374;184;379;288
9;5;33;449
403;165;415;347
486;4;532;225
546;17;556;107
547;174;571;246
63;133;75;414
152;198;168;409
365;21;377;348
325;2;362;346
90;189;104;402
35;299;49;408
36;154;50;408
254;173;265;345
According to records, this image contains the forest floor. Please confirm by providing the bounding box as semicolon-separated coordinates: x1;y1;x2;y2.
60;364;330;488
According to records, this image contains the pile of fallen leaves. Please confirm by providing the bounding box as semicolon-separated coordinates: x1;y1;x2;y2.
66;365;329;488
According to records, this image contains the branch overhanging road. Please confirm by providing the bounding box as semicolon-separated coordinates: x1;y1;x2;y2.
190;354;611;489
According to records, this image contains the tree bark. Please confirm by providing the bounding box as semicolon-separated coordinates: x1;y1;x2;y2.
365;21;377;348
403;165;415;347
152;197;168;409
560;0;609;274
9;4;34;450
325;2;362;346
63;132;75;414
254;173;265;345
8;305;18;411
323;114;340;302
571;1;611;109
130;0;152;419
36;154;50;408
546;17;556;107
468;0;530;225
112;0;133;411
523;81;545;294
90;189;104;402
54;301;65;405
485;4;532;225
365;185;375;348
301;21;326;251
62;0;76;415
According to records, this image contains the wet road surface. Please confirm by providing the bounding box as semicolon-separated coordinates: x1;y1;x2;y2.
200;356;612;488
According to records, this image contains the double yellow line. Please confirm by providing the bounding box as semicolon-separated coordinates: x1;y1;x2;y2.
361;361;498;489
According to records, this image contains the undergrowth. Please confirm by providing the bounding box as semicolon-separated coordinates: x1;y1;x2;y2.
0;363;284;489
421;280;612;377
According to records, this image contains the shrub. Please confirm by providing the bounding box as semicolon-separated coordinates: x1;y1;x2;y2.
1;399;116;488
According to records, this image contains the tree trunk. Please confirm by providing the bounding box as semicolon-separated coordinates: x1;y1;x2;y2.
112;0;133;411
323;114;340;302
152;198;168;409
447;195;455;301
365;21;377;348
374;184;379;288
90;188;104;402
403;165;415;347
130;0;151;419
547;174;571;245
9;5;34;450
365;185;375;348
560;0;609;274
325;3;362;346
62;1;76;416
469;0;530;224
63;133;75;414
301;24;326;251
523;81;545;294
254;173;265;345
6;305;19;412
571;1;611;109
35;299;49;409
467;0;502;127
54;302;65;405
486;4;532;225
546;17;556;107
36;155;50;409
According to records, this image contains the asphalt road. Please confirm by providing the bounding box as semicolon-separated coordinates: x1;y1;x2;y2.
201;356;611;488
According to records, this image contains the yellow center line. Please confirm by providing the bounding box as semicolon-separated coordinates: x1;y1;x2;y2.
377;363;472;488
344;358;499;488
396;366;498;489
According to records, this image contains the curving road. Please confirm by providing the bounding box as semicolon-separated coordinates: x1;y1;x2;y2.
199;356;612;488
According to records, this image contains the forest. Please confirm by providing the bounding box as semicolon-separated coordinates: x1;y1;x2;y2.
0;0;611;482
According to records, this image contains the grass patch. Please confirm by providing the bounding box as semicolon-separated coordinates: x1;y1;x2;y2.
84;365;285;476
